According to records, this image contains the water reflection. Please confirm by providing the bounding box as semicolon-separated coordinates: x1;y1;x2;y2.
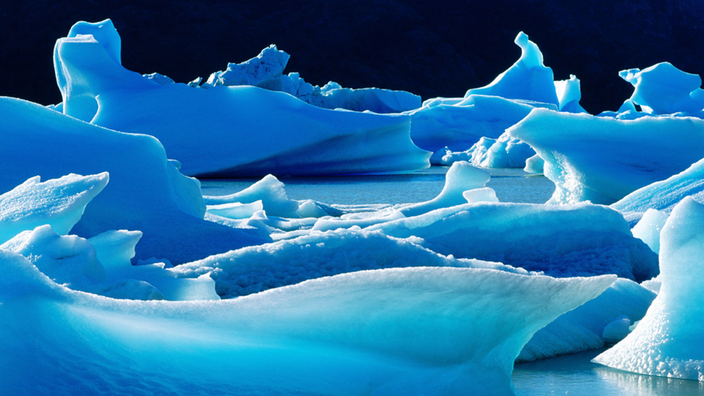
595;366;704;396
513;349;703;396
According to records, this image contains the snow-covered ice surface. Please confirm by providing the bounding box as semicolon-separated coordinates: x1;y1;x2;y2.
0;173;108;244
368;201;657;281
0;249;614;396
54;20;429;178
593;197;704;380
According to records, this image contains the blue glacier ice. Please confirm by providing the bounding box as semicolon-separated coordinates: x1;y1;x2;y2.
431;135;536;168
0;173;107;244
408;94;545;153
54;20;429;177
407;31;584;166
612;157;704;223
630;209;670;254
620;62;704;115
367;201;658;281
0;246;615;396
0;97;268;263
593;197;704;380
464;32;559;106
510;108;704;204
519;278;655;361
198;44;421;114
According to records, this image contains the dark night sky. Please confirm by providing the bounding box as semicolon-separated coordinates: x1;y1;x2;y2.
2;0;704;113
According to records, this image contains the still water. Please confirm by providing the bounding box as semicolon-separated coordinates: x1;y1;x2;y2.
200;167;695;395
200;167;556;205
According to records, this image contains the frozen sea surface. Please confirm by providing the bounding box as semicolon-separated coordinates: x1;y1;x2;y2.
201;167;556;205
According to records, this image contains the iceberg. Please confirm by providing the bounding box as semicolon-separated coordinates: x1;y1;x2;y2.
612;157;704;223
54;20;429;177
199;44;421;114
407;32;583;158
464;32;559;106
408;92;548;153
519;278;655;361
510;108;704;204
593;197;704;380
619;62;704;115
431;134;536;168
368;201;658;281
0;97;268;263
630;209;669;254
0;173;107;244
554;74;587;114
524;154;545;174
0;248;615;395
203;174;334;218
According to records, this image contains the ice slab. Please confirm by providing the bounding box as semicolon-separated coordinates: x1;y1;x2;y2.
593;197;704;380
620;62;704;115
510;108;704;204
369;201;658;281
612;157;704;224
0;173;107;244
0;249;614;395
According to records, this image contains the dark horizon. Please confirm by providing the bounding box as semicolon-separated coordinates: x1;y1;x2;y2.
2;0;704;113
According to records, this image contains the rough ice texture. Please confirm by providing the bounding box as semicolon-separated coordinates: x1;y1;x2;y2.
200;44;421;114
612;157;704;224
173;227;527;298
593;197;704;380
429;134;535;169
0;225;218;301
0;173;107;244
0;97;269;264
55;20;430;178
0;248;614;395
369;202;658;281
464;32;559;107
510;108;704;204
619;62;704;115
